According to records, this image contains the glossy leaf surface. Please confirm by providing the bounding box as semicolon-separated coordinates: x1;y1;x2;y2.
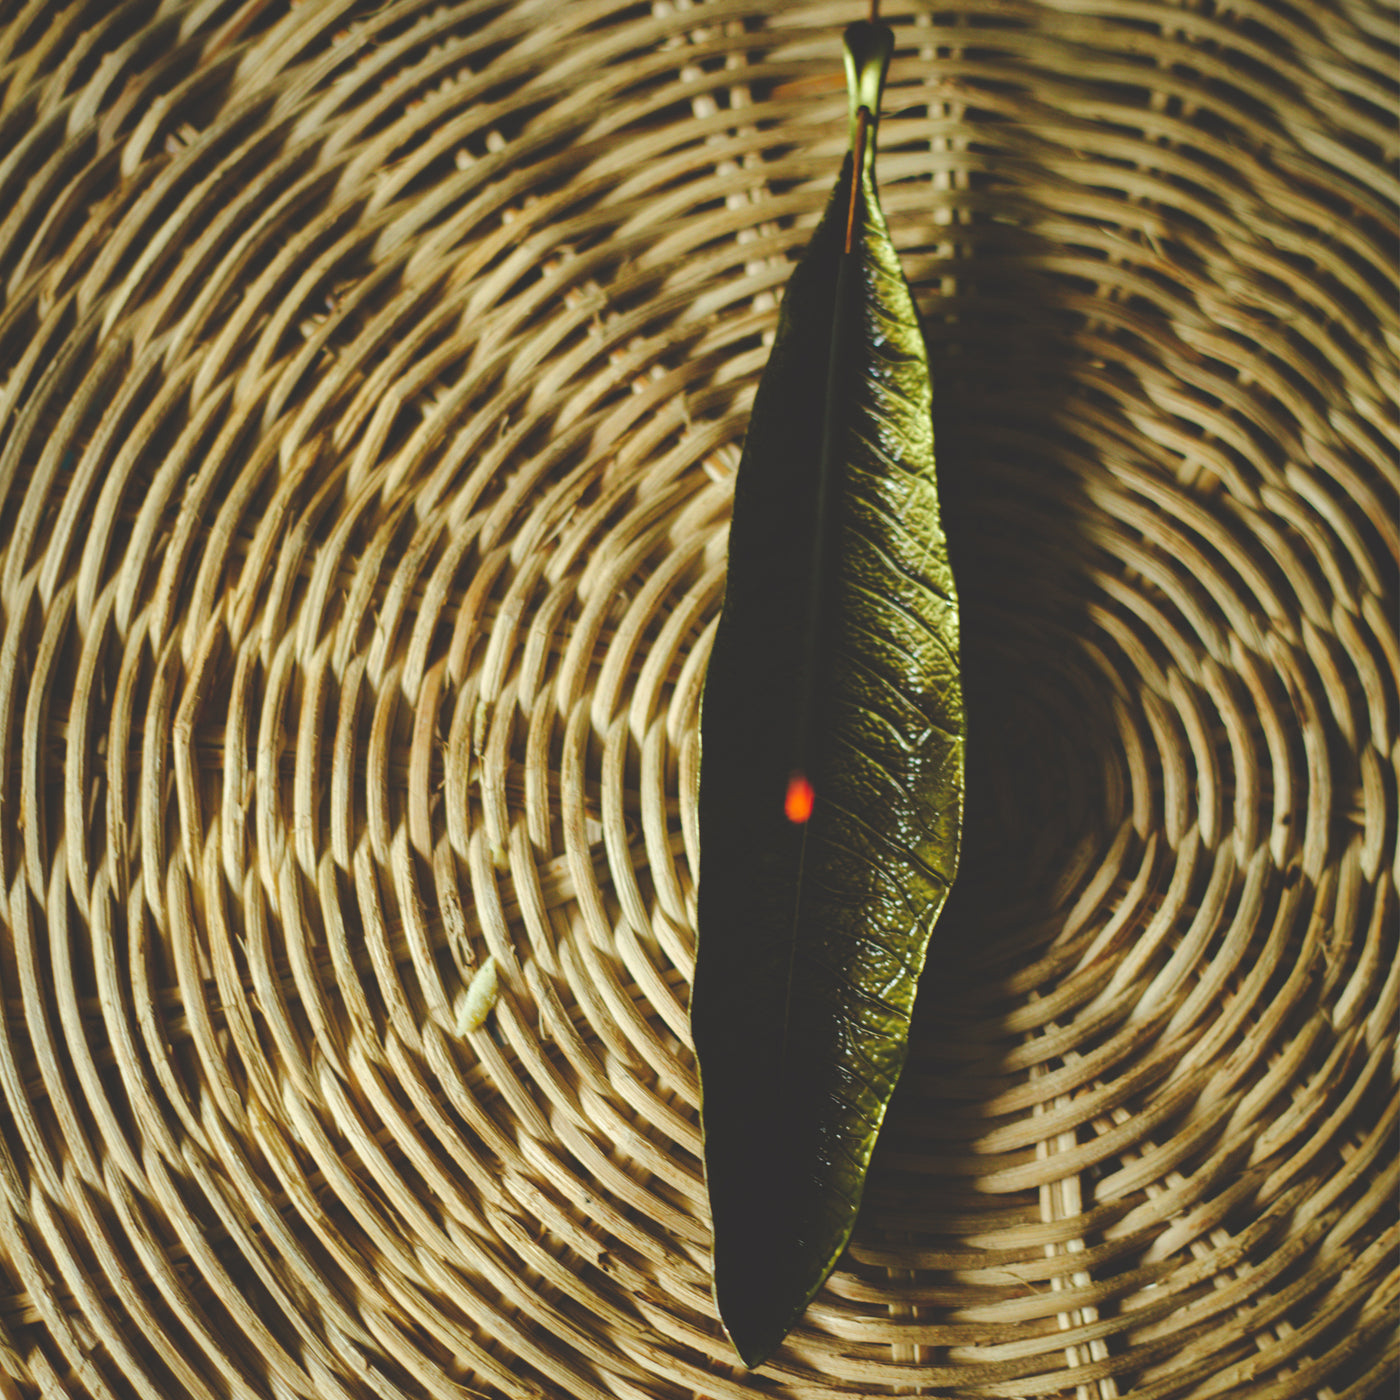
693;20;964;1368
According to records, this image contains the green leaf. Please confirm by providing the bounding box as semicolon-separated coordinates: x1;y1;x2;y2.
692;20;964;1368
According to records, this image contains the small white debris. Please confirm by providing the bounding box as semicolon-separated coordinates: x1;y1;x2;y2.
455;957;499;1036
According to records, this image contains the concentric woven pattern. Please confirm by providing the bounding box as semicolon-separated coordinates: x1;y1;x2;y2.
0;0;1394;1396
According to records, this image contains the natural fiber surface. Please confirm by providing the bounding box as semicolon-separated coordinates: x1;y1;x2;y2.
0;1;1395;1396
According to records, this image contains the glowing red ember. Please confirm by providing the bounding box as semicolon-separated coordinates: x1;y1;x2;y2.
784;773;815;824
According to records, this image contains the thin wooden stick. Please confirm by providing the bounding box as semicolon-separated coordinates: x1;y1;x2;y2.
844;106;870;255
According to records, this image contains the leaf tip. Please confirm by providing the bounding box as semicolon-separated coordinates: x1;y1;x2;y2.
718;1294;790;1370
731;1336;778;1370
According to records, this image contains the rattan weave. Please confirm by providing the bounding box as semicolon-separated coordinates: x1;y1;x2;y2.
0;1;1395;1396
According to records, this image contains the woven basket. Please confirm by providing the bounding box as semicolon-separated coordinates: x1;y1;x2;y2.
0;1;1394;1396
